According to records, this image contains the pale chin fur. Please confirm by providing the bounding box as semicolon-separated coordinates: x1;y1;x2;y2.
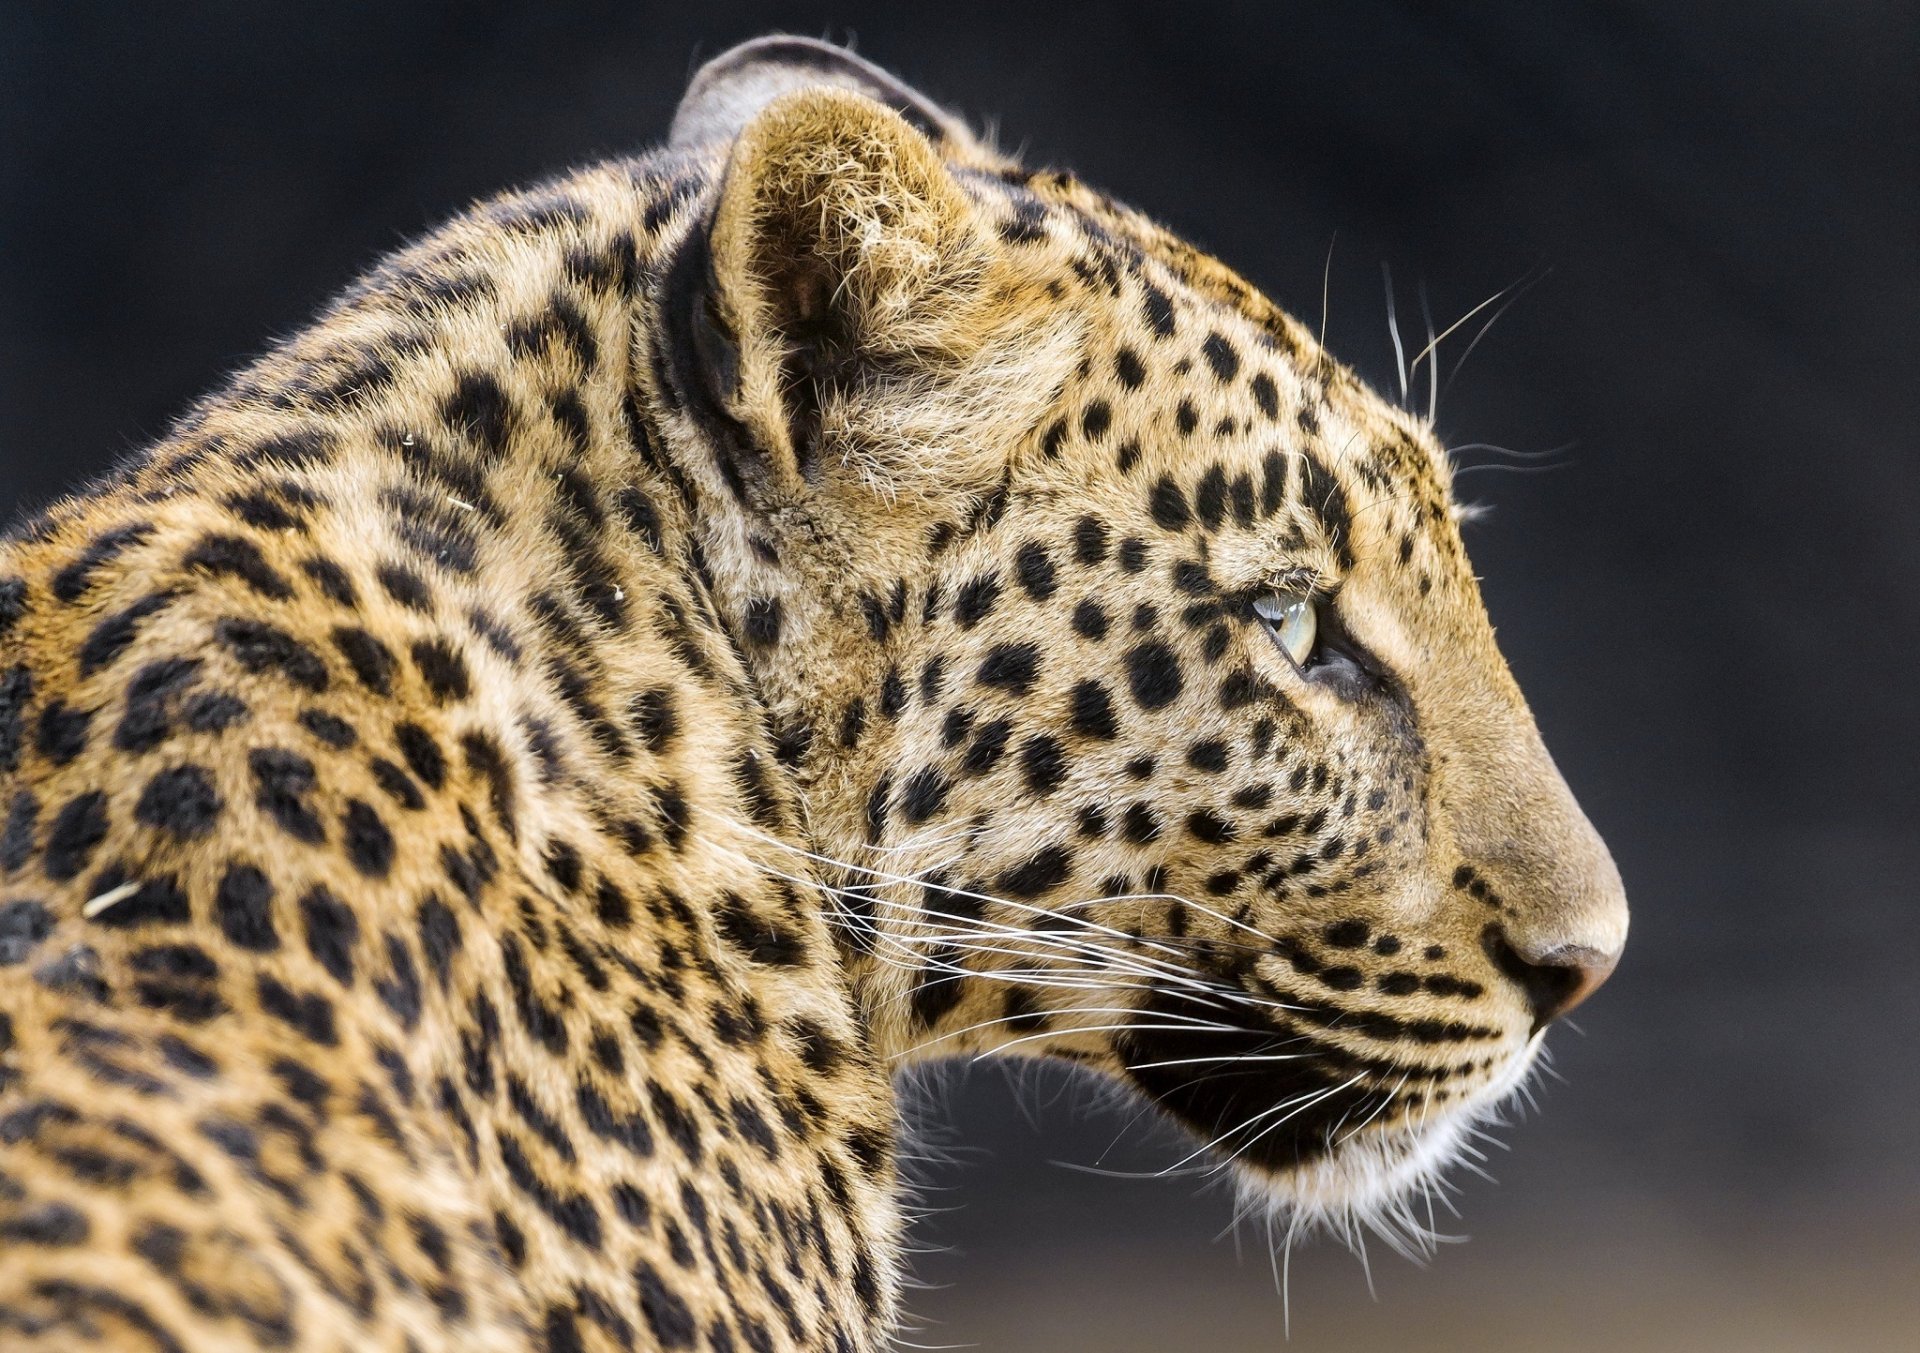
1232;1028;1548;1261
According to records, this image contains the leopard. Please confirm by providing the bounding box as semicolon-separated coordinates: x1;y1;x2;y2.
0;34;1629;1353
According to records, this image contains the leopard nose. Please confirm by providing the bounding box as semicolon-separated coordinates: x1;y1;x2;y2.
1481;926;1620;1031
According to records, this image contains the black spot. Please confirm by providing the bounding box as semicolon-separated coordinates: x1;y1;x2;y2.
998;196;1049;244
631;688;679;753
217;618;329;692
0;899;53;966
1261;449;1289;517
90;872;190;929
159;1034;220;1077
1189;740;1230;772
53;523;155;603
442;370;515;458
899;768;950;824
1141;281;1176;337
1201;332;1241;382
1300;451;1356;568
919;654;949;703
617;486;664;554
257;973;337;1045
0;791;37;872
0;665;30;774
864;776;891;843
37;701;92;765
953;573;1001;629
498;1130;602;1248
910;957;965;1029
250;747;324;844
635;1261;698;1349
1251;372;1279;418
395;722;446;788
0;578;26;637
418;894;461;988
216;864;277;951
978;642;1040;694
182;534;294;599
878;667;908;719
1229;474;1258;528
1014;542;1057;600
1020;734;1068;797
241;427;334;469
1081;400;1112;441
1072;515;1110;566
115;657;204;754
1114;347;1146;389
742;597;782;647
503;935;568;1054
1124;640;1183;710
941;705;975;748
134;763;221;840
1187;809;1236;844
44;791;109;880
1324;920;1369;949
302;557;359;606
1069;681;1119;739
655;783;689;852
1320;966;1364;992
377;562;434;612
224;488;303;532
1117;537;1148;573
181;691;248;733
859;592;891;643
411;638;471;703
32;940;108;1000
1071;599;1109;641
1121;803;1162;843
1149;476;1191;530
298;708;356;748
299;885;359;985
79;593;173;676
0;1200;89;1247
342;800;395;878
961;718;1012;775
1193;466;1229;531
999;845;1073;898
646;1083;703;1161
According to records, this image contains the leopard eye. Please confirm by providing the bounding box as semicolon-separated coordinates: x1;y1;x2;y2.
1252;593;1320;668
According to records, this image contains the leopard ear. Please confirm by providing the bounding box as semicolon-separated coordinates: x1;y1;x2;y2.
671;36;987;163
667;86;1074;501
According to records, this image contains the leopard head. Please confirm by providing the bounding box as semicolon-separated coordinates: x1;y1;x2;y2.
648;37;1627;1230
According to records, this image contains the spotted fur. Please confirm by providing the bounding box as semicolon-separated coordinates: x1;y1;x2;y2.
0;36;1626;1352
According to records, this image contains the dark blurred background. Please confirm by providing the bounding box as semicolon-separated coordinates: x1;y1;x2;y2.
4;3;1915;1348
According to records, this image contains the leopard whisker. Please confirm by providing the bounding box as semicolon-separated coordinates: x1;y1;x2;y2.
1122;1050;1312;1072
1204;1072;1369;1175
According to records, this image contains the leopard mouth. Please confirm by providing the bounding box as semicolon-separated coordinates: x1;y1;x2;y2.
1116;985;1536;1208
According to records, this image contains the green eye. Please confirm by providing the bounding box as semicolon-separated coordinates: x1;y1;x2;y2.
1252;594;1320;668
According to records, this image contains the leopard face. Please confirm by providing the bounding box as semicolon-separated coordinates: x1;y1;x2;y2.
656;56;1628;1228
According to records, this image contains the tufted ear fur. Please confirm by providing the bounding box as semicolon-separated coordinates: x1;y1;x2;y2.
671;87;1080;503
671;36;996;167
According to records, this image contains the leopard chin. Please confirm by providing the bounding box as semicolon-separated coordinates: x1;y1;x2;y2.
1122;998;1548;1247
